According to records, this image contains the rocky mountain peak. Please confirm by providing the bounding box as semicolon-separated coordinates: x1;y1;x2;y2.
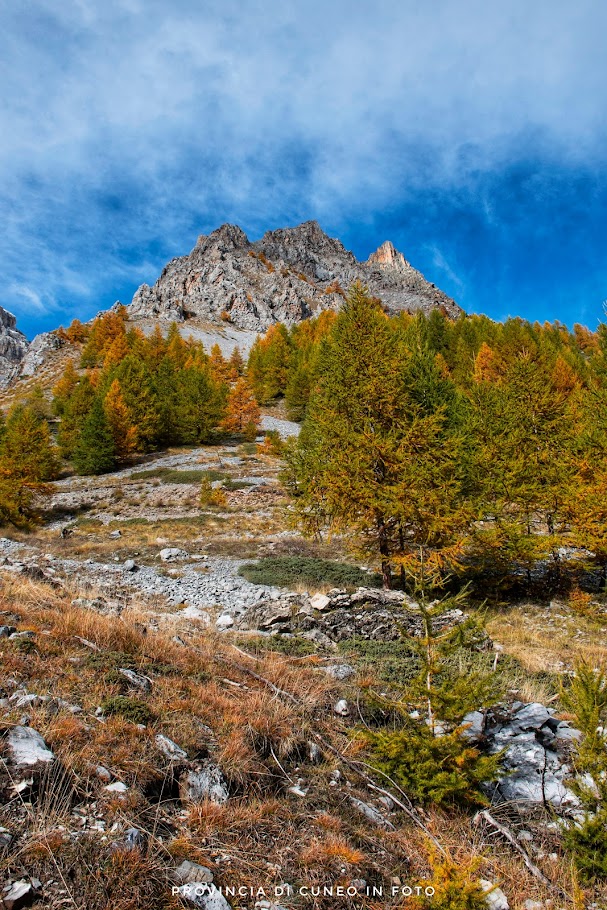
0;305;29;388
368;240;411;272
126;221;461;331
194;224;251;257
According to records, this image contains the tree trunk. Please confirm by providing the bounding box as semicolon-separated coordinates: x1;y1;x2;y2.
376;512;392;589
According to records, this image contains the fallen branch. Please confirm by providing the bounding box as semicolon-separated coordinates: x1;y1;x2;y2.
474;809;571;901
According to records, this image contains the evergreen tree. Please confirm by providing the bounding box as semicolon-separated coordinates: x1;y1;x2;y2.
283;284;469;588
247;323;291;402
57;374;96;458
72;398;116;475
114;355;161;450
52;360;79;416
172;367;226;444
228;346;245;377
210;343;231;383
0;406;59;527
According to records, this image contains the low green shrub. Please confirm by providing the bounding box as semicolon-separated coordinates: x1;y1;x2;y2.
101;696;154;725
365;719;500;808
337;637;420;683
564;809;607;882
238;556;380;590
237;635;318;658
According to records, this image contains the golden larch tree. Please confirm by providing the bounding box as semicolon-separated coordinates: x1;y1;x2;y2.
103;379;138;461
221;377;261;440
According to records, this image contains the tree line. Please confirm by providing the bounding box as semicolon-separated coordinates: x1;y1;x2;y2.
0;310;260;525
271;284;607;594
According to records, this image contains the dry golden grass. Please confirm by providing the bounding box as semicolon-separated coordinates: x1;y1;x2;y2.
487;601;607;675
300;835;366;870
2;572;606;908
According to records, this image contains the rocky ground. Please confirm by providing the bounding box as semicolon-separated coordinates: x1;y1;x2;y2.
1;425;606;910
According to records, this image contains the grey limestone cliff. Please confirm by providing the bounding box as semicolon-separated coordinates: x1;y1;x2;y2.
127;221;461;331
0;307;29;387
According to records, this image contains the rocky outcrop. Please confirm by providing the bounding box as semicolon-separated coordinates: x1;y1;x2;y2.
19;332;64;377
126;221;461;331
0;306;29;387
465;702;583;814
237;586;481;645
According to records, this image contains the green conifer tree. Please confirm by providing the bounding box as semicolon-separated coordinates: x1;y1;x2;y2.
72;398;116;475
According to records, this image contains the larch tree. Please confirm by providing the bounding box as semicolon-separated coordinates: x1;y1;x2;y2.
221;377;261;440
283;283;470;589
0;405;59;527
1;405;59;483
103;379;138;462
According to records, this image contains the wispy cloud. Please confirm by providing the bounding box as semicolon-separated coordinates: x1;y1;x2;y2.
1;0;606;335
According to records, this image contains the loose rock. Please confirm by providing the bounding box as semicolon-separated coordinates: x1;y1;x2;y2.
6;727;54;768
118;668;152;692
159;547;188;561
2;881;36;910
155;733;188;762
180;762;229;804
173;860;214;884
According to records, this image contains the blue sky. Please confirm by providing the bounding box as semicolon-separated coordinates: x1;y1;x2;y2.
2;0;606;339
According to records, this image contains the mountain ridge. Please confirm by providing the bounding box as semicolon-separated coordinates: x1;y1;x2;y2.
126;220;462;330
0;221;462;387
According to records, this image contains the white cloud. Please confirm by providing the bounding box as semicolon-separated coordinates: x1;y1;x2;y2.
1;0;606;327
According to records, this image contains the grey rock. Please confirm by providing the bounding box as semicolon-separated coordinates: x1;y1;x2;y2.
109;530;122;539
349;797;395;830
123;559;138;572
510;703;553;732
485;705;582;813
155;733;188;762
321;663;355;680
173;860;214;884
123;828;148;852
0;827;13;849
0;306;29;388
333;699;350;716
159;547;189;561
479;881;509;910
0;625;17;637
181;762;229;804
95;765;112;782
105;781;129;794
287;784;308;797
461;710;485;742
6;726;55;767
1;881;36;910
307;741;322;763
118;668;151;692
215;613;234;629
175;884;232;910
18;330;63;378
9;631;36;641
309;593;331;611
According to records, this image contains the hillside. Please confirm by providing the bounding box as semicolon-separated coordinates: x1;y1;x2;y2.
0;222;461;394
1;274;607;910
1;430;602;910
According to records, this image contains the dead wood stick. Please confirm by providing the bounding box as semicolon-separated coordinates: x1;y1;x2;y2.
475;809;570;900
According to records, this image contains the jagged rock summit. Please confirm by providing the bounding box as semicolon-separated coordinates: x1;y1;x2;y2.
0;306;29;387
127;221;461;331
